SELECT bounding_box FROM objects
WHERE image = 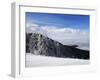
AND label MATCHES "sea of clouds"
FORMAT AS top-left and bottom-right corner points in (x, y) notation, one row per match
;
(26, 23), (89, 50)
